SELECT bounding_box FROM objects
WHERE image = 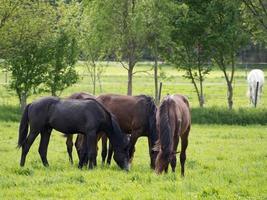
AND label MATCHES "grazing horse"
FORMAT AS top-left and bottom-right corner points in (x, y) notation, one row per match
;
(76, 94), (158, 169)
(66, 92), (94, 164)
(66, 92), (108, 165)
(17, 96), (130, 170)
(154, 94), (191, 176)
(247, 69), (265, 106)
